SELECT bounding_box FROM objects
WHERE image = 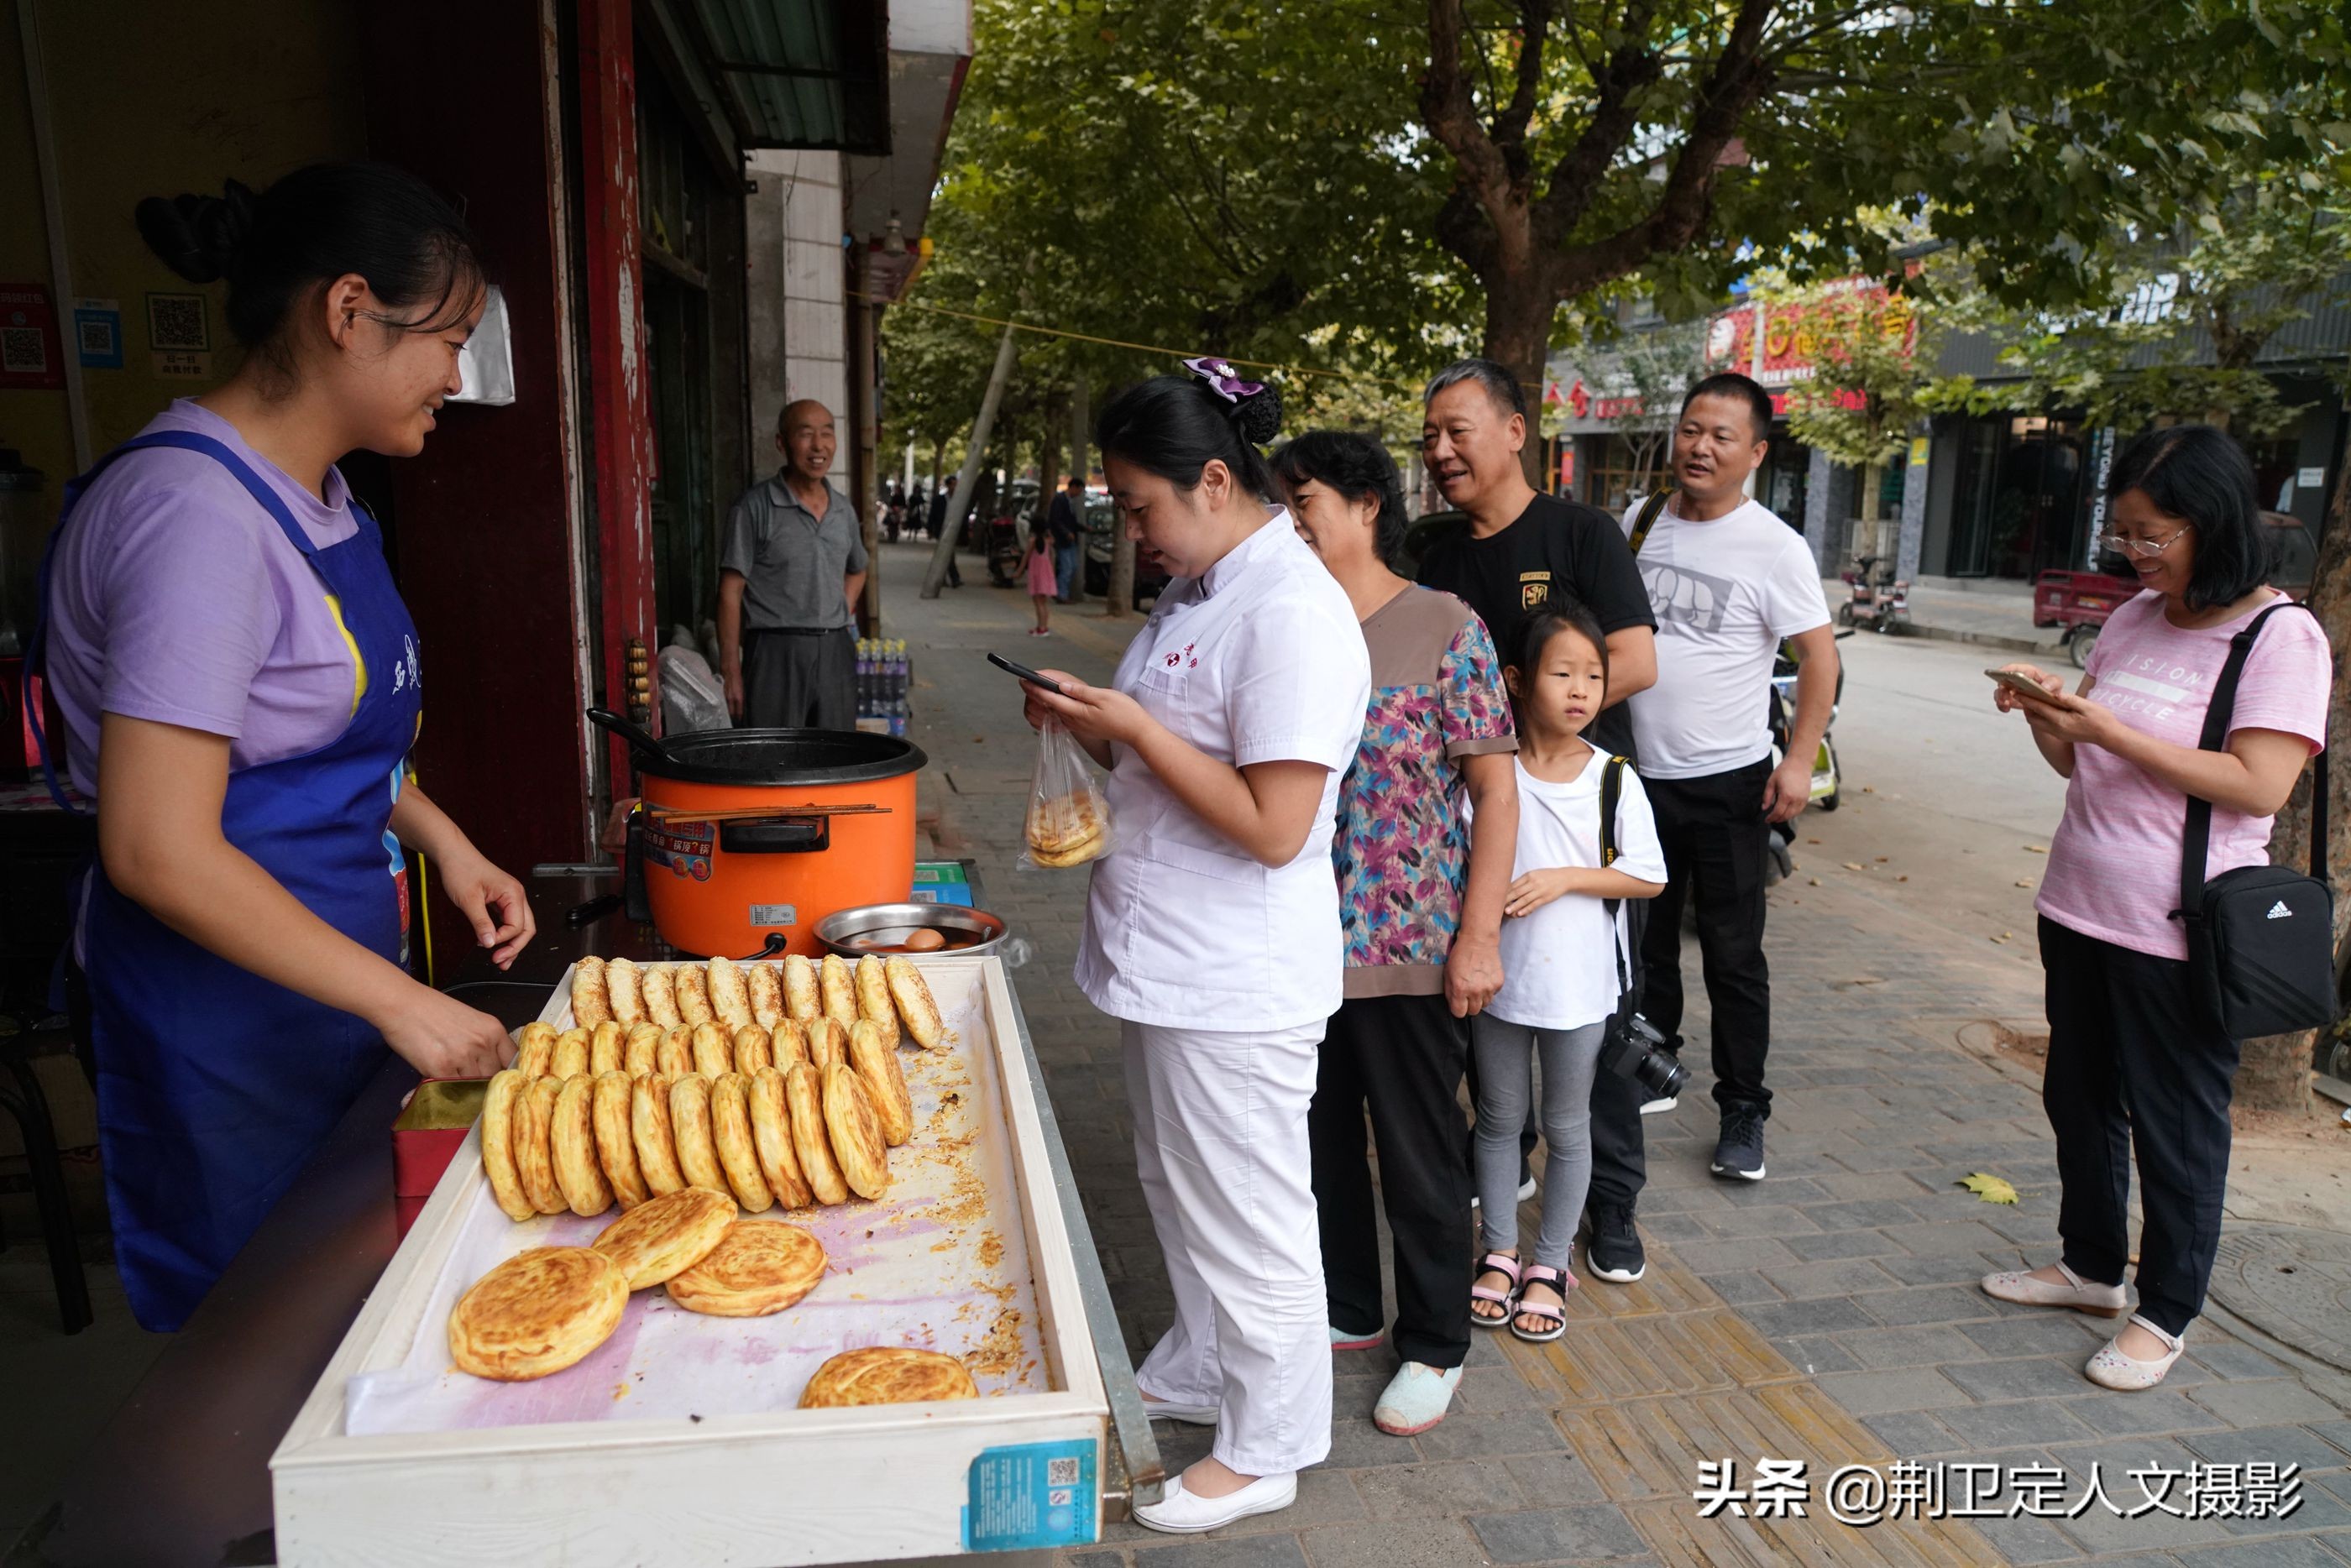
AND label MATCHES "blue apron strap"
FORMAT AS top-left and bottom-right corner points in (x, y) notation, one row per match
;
(26, 430), (328, 814)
